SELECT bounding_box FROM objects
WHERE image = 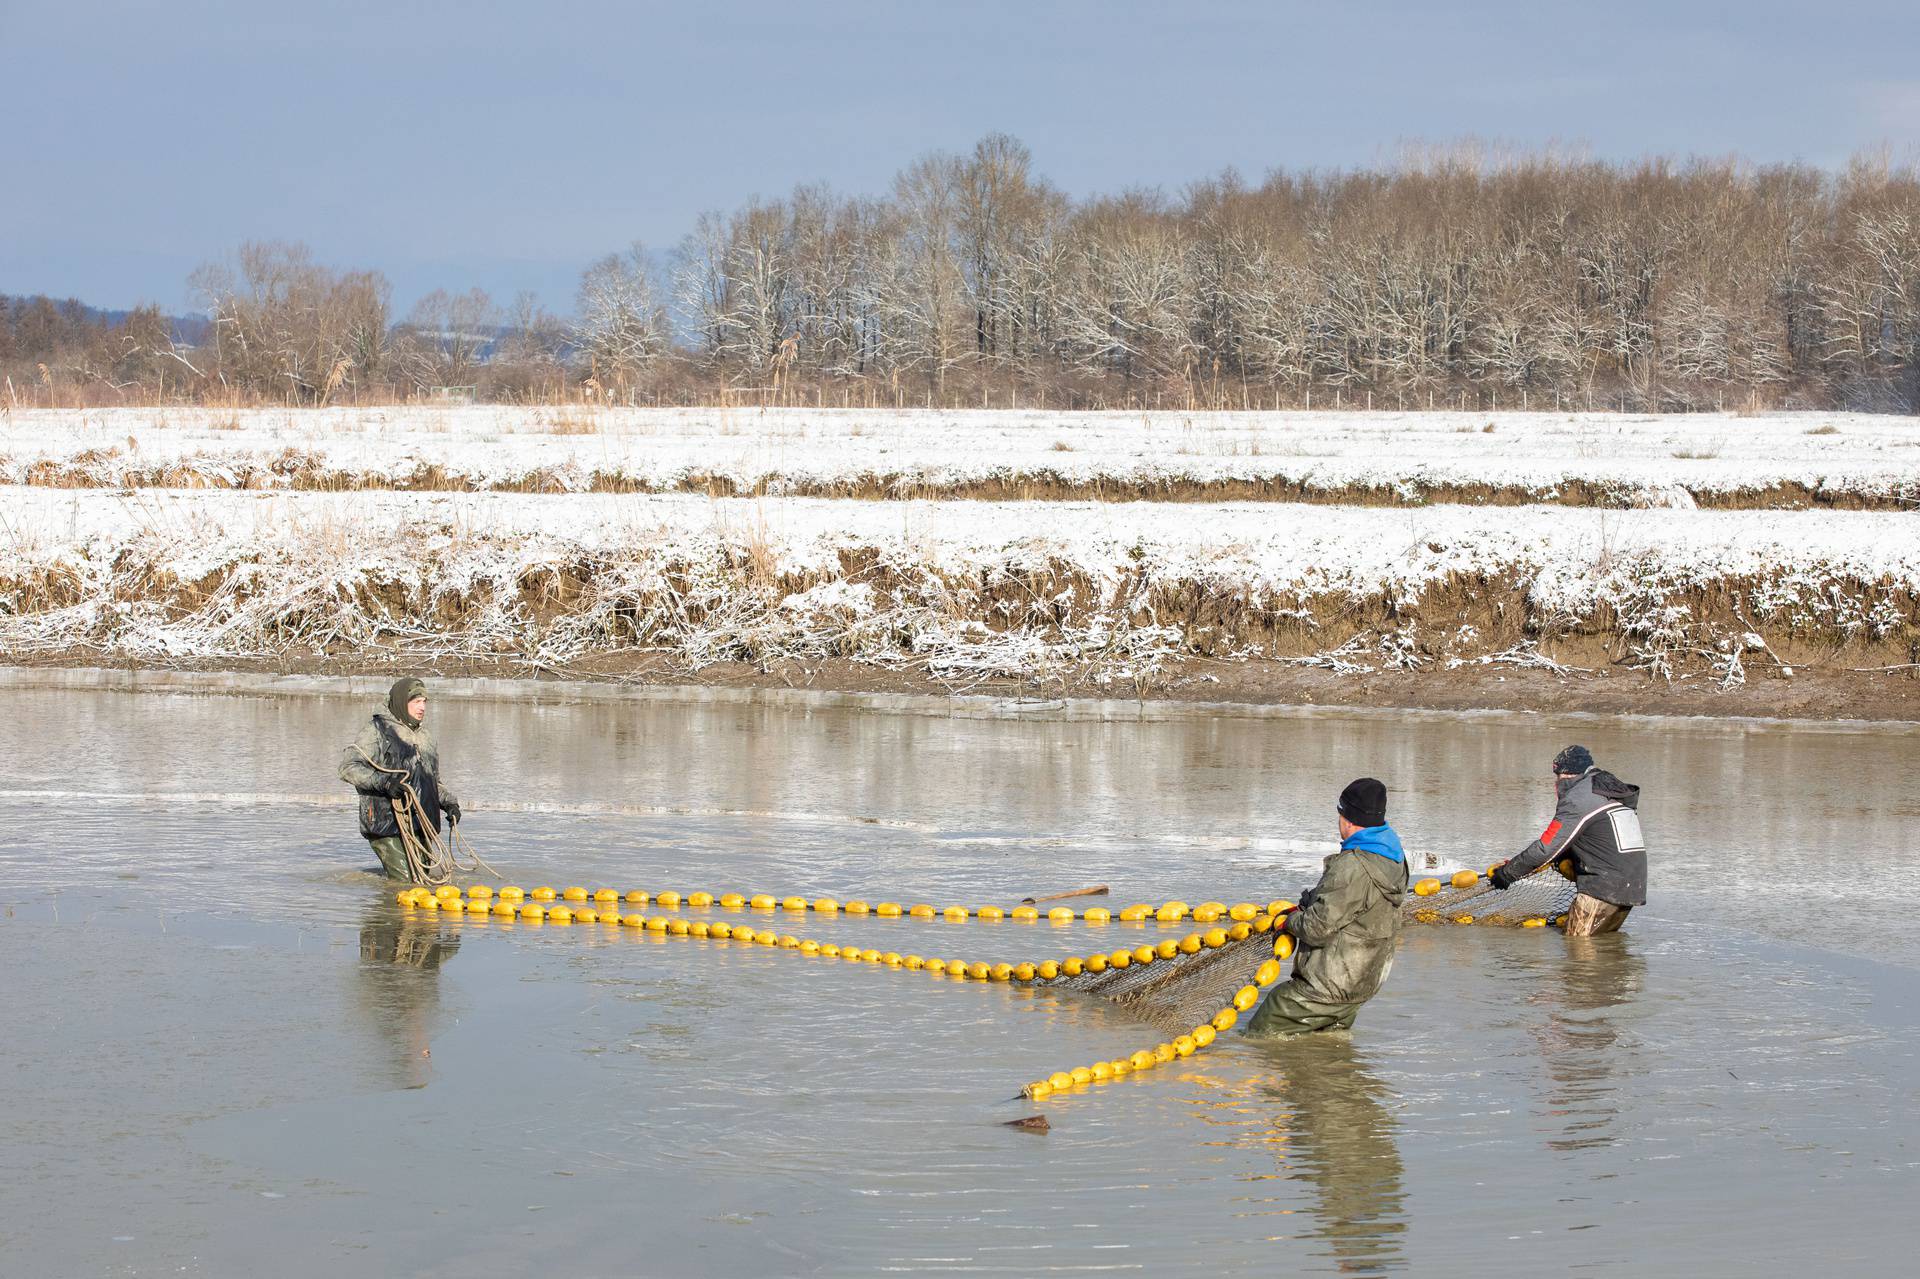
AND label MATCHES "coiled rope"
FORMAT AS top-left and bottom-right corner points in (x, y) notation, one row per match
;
(353, 747), (502, 886)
